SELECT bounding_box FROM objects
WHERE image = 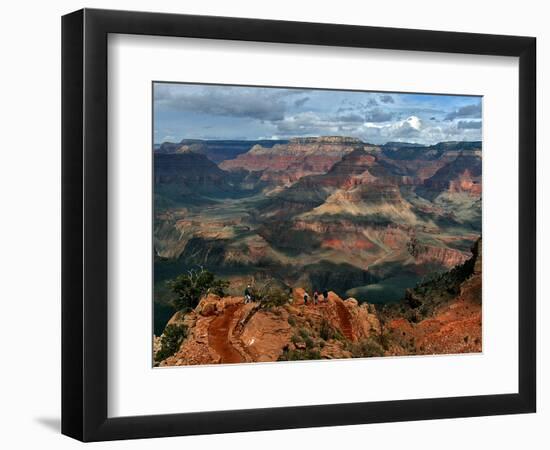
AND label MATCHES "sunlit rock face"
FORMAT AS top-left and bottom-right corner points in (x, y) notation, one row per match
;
(220, 137), (377, 185)
(158, 290), (381, 366)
